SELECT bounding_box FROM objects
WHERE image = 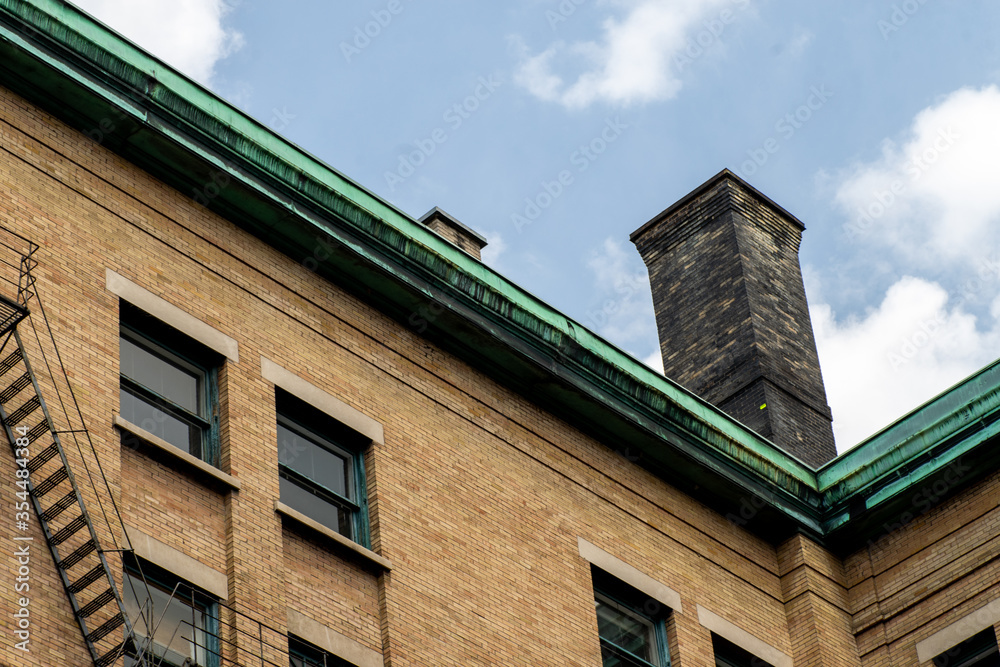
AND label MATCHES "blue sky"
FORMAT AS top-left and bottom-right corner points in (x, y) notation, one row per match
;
(71, 0), (1000, 453)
